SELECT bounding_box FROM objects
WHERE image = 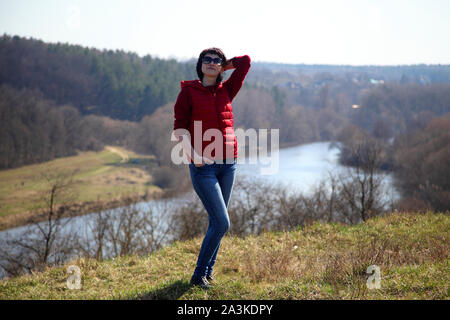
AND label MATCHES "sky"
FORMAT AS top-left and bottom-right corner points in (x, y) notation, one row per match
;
(1, 0), (449, 66)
